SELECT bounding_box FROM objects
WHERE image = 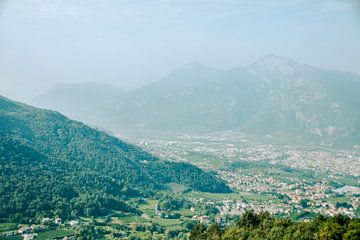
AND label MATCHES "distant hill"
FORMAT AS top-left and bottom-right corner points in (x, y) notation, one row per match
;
(0, 95), (230, 222)
(30, 82), (124, 125)
(31, 56), (360, 148)
(113, 63), (225, 130)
